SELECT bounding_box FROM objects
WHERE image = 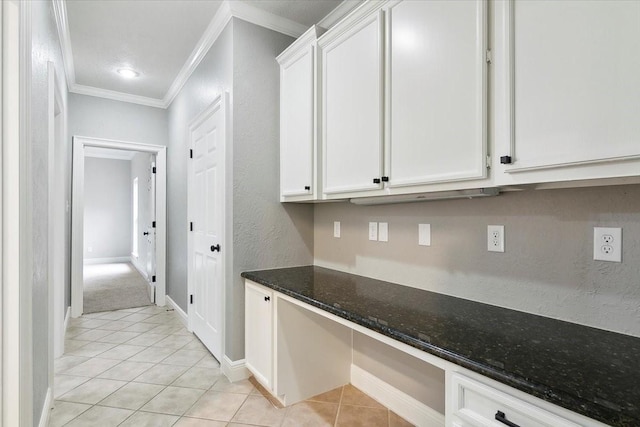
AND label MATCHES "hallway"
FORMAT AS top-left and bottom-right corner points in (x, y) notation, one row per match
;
(83, 263), (152, 313)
